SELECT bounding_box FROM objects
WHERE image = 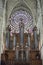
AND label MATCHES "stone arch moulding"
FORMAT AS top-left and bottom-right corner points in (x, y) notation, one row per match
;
(7, 1), (35, 33)
(8, 0), (33, 20)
